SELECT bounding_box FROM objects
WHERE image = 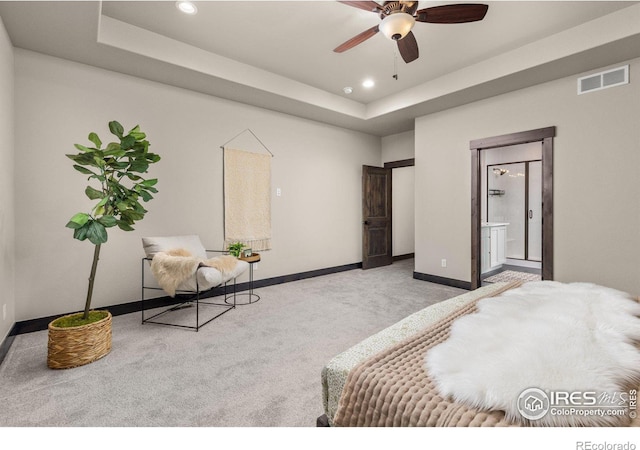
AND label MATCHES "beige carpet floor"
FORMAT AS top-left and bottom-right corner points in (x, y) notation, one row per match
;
(0, 259), (465, 427)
